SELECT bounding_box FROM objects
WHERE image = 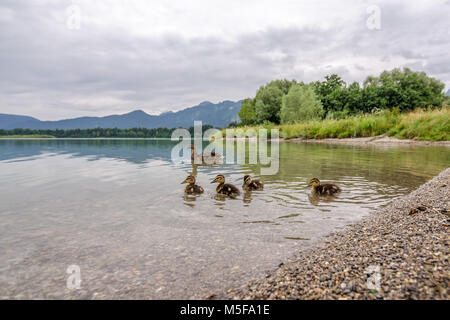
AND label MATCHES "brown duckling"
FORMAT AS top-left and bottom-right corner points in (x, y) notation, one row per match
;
(242, 175), (264, 191)
(211, 174), (240, 197)
(181, 175), (204, 195)
(308, 178), (341, 195)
